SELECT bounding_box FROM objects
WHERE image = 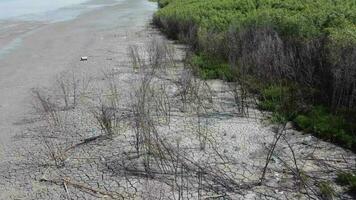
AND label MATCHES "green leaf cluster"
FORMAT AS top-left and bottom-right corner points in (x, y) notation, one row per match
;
(336, 172), (356, 195)
(190, 54), (234, 81)
(295, 106), (356, 149)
